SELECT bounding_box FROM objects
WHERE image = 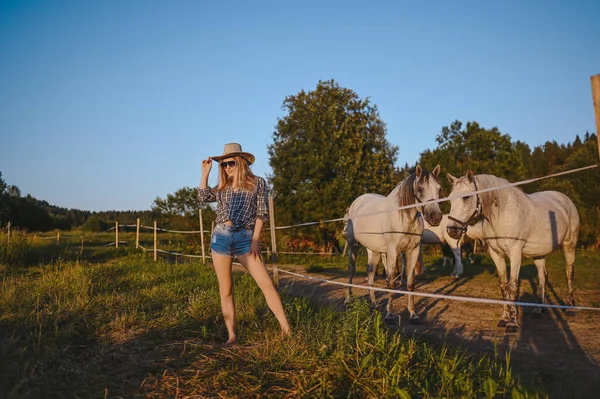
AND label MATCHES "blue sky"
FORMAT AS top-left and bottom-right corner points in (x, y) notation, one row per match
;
(1, 0), (599, 212)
